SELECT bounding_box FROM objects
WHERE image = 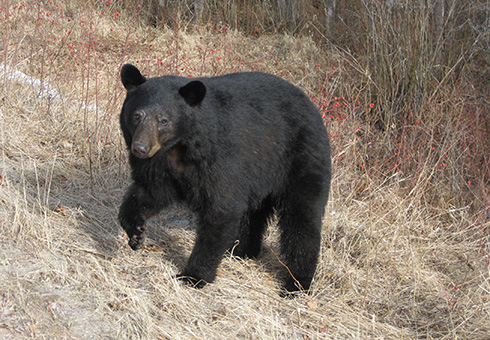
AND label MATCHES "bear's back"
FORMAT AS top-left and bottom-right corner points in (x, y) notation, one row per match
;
(202, 72), (326, 133)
